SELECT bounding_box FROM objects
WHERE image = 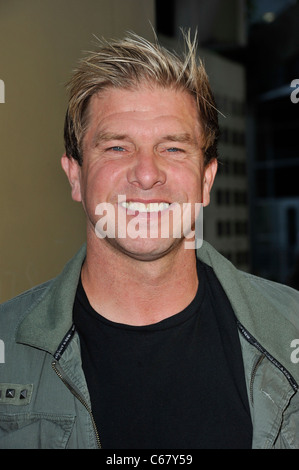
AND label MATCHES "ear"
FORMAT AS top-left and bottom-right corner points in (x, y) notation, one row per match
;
(61, 153), (82, 202)
(202, 158), (218, 207)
